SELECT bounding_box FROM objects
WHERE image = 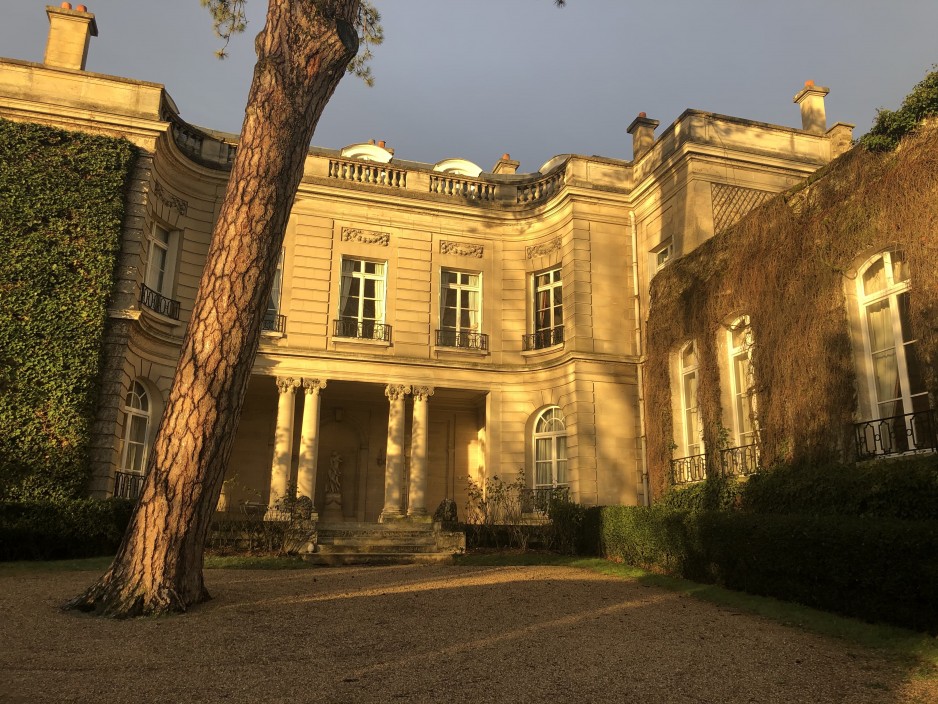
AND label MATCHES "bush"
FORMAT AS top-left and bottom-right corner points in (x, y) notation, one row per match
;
(860, 65), (938, 151)
(741, 455), (938, 520)
(598, 505), (938, 633)
(0, 498), (135, 561)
